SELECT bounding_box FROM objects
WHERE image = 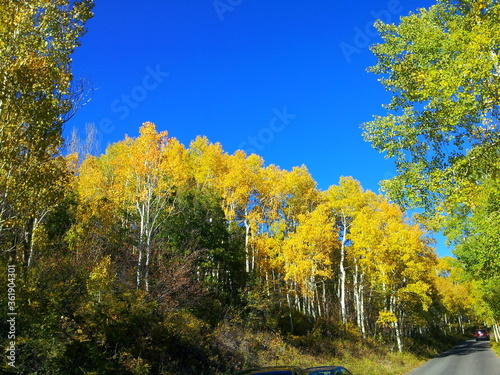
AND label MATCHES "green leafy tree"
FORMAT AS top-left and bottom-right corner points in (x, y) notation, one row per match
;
(363, 0), (500, 331)
(0, 0), (94, 268)
(160, 186), (246, 303)
(447, 179), (500, 278)
(363, 0), (500, 212)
